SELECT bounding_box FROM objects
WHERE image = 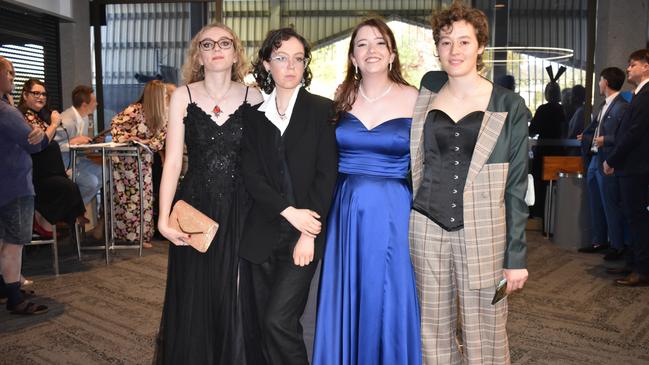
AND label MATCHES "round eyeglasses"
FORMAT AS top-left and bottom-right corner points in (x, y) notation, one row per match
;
(199, 38), (234, 52)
